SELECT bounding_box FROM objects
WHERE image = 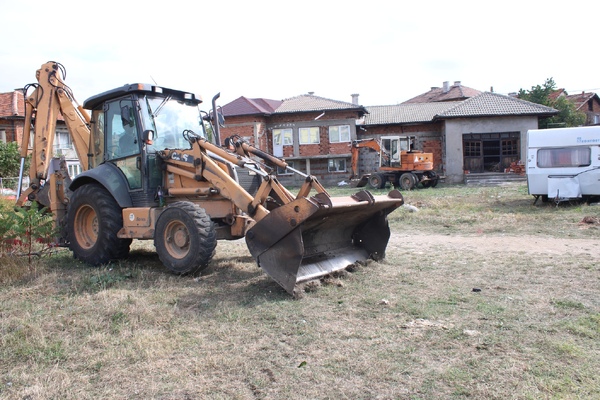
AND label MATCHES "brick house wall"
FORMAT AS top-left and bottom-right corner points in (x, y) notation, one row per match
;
(0, 91), (26, 144)
(217, 108), (362, 186)
(219, 115), (269, 150)
(584, 96), (600, 125)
